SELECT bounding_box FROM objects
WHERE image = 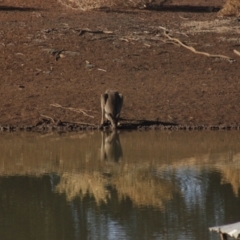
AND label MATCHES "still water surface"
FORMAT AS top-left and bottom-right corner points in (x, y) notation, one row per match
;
(0, 131), (240, 240)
